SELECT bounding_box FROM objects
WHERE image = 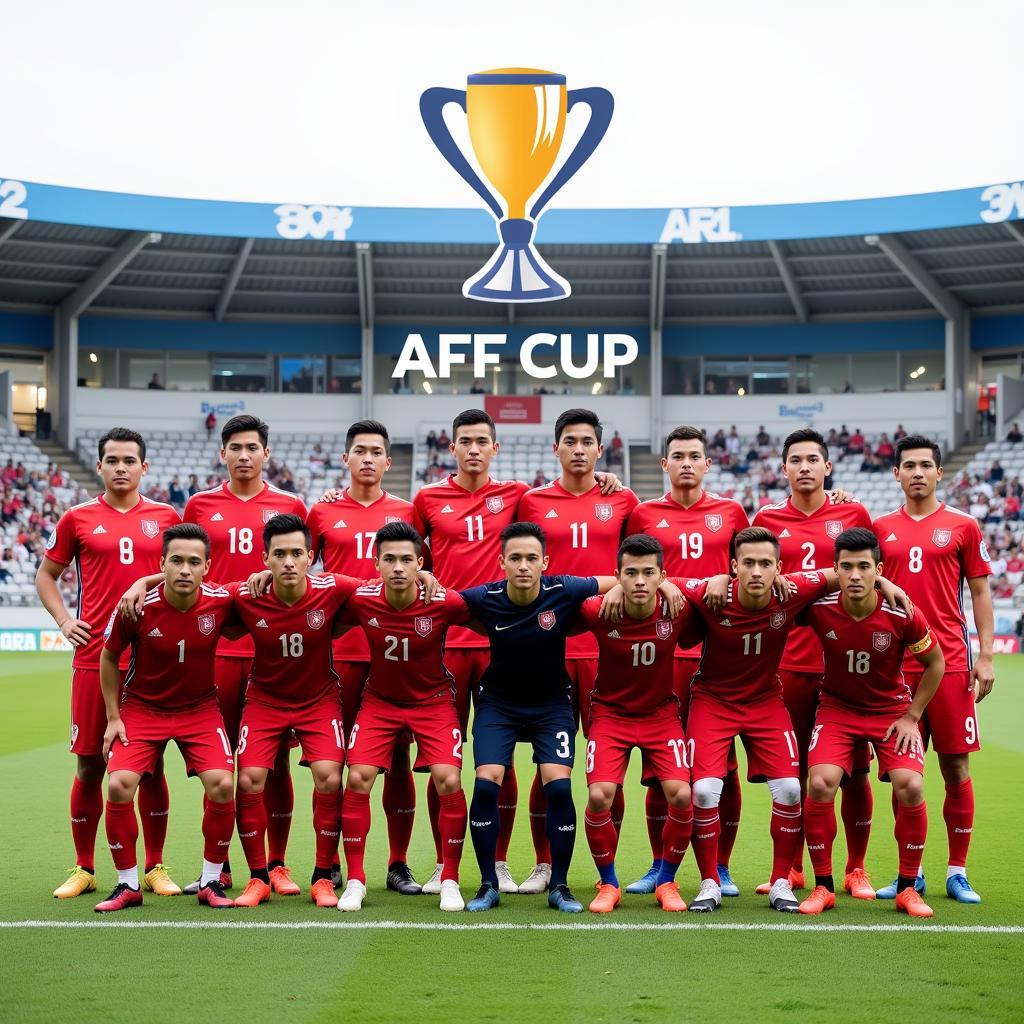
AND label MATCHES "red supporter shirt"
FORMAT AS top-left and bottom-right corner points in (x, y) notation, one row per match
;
(412, 475), (529, 649)
(44, 494), (180, 669)
(340, 584), (473, 704)
(184, 481), (307, 659)
(307, 489), (415, 661)
(577, 590), (702, 715)
(800, 593), (935, 713)
(517, 480), (639, 657)
(228, 573), (358, 709)
(627, 490), (749, 658)
(874, 503), (992, 672)
(686, 571), (832, 704)
(752, 496), (872, 674)
(102, 582), (237, 712)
